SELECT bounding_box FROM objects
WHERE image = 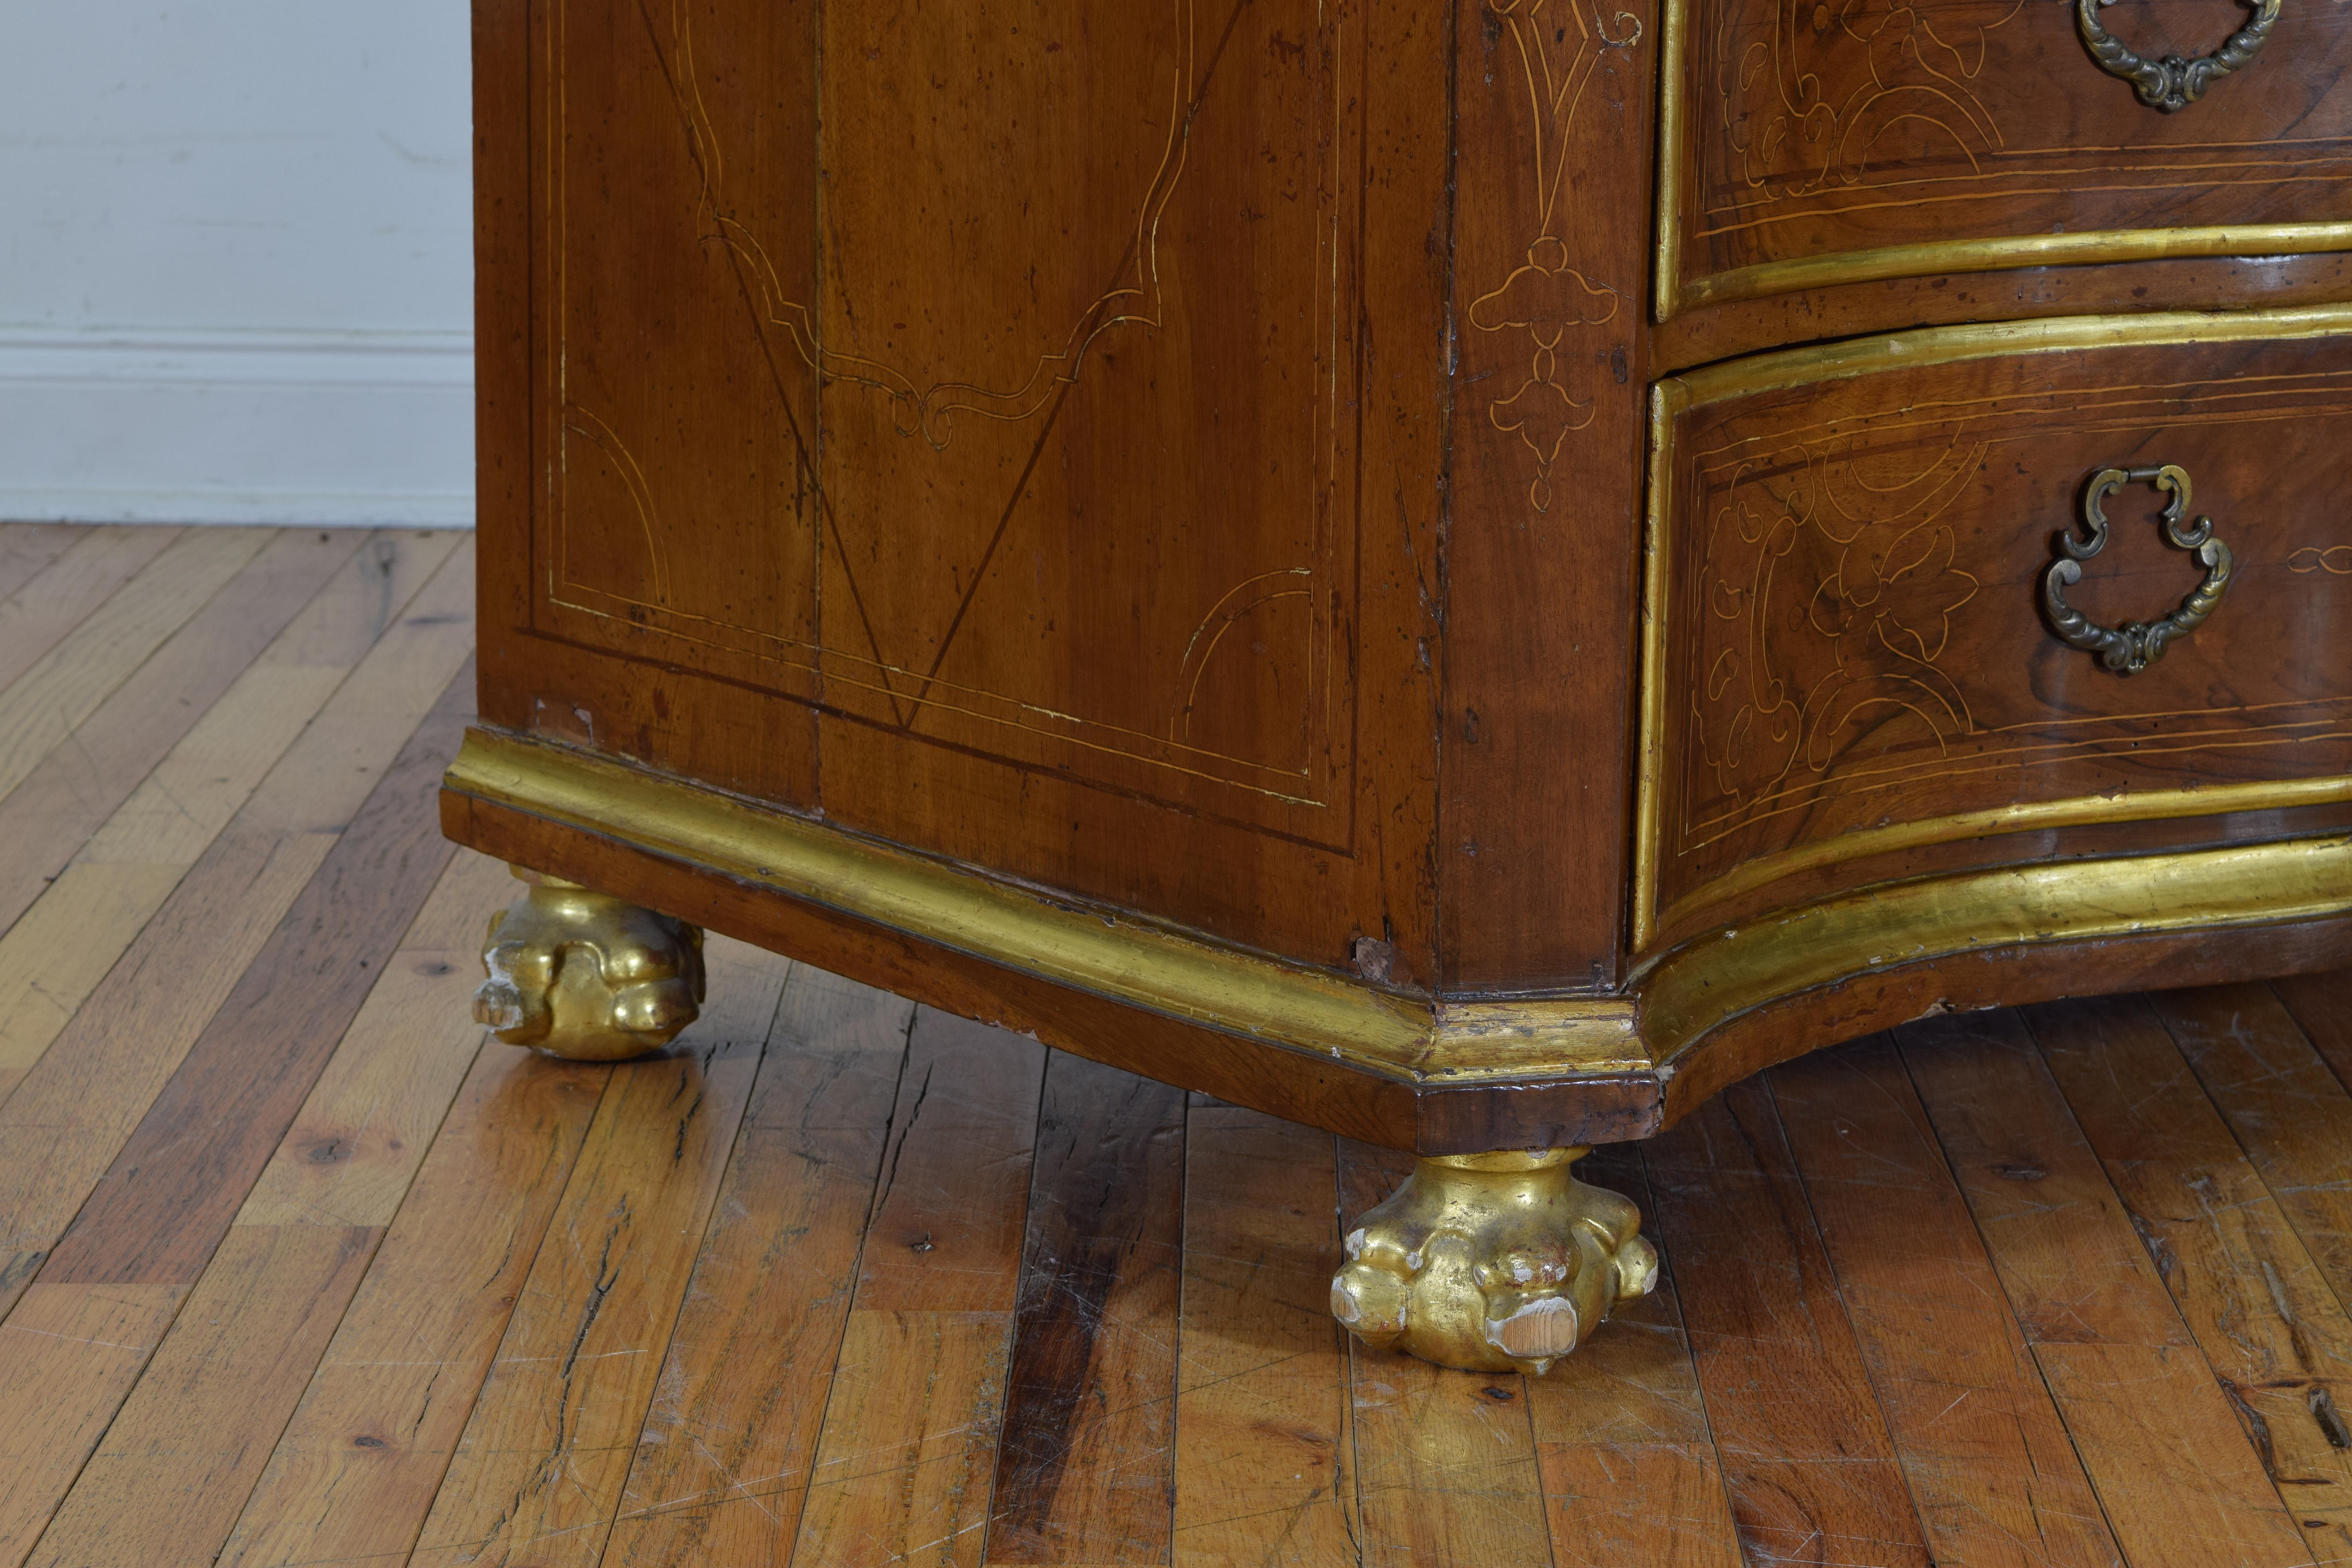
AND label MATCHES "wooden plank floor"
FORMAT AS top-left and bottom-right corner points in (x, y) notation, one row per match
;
(7, 527), (2352, 1566)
